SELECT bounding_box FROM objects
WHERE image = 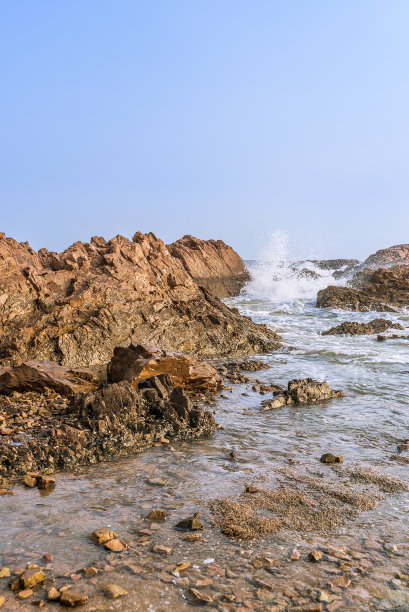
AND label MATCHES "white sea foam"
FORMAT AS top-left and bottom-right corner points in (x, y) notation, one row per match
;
(245, 231), (339, 303)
